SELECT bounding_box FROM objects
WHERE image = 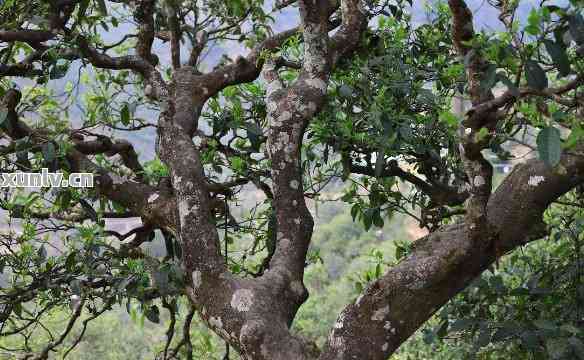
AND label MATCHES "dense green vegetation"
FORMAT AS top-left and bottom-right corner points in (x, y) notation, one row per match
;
(0, 197), (407, 359)
(3, 193), (583, 359)
(1, 0), (582, 358)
